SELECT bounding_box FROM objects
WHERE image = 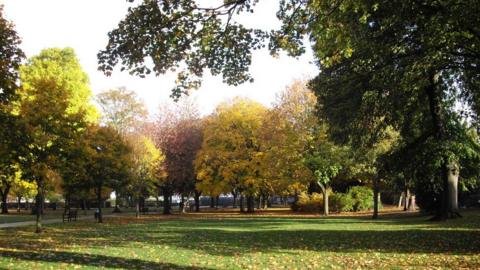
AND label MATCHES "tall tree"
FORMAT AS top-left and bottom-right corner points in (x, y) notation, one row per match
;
(0, 5), (24, 215)
(195, 98), (267, 213)
(96, 87), (148, 135)
(18, 48), (96, 232)
(155, 99), (202, 214)
(128, 135), (164, 218)
(82, 125), (131, 223)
